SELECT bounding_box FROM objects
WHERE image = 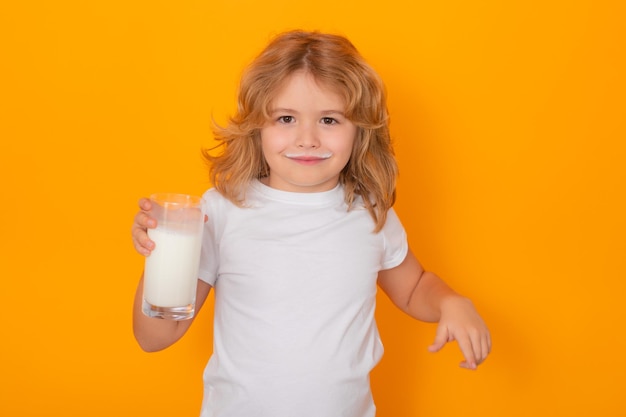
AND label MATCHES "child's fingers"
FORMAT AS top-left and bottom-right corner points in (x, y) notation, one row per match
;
(131, 199), (157, 256)
(138, 197), (152, 211)
(134, 210), (157, 229)
(427, 325), (451, 353)
(456, 335), (478, 370)
(470, 329), (491, 366)
(132, 228), (155, 254)
(131, 221), (154, 256)
(137, 198), (156, 227)
(459, 330), (491, 369)
(481, 333), (492, 363)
